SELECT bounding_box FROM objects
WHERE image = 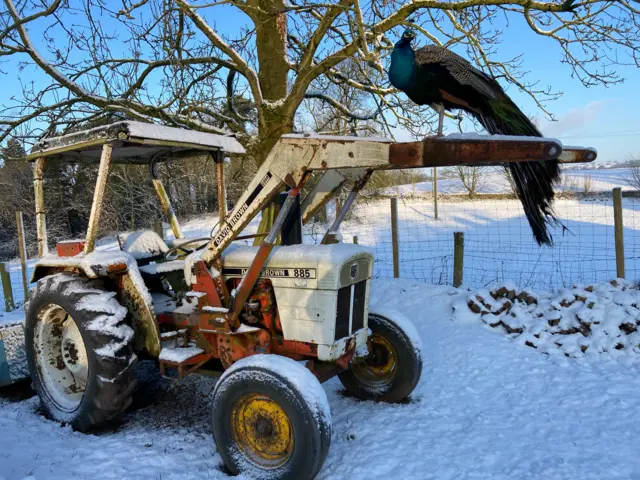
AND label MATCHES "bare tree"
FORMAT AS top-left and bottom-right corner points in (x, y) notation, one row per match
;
(501, 168), (518, 198)
(455, 166), (487, 198)
(2, 1), (639, 156)
(1, 0), (639, 236)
